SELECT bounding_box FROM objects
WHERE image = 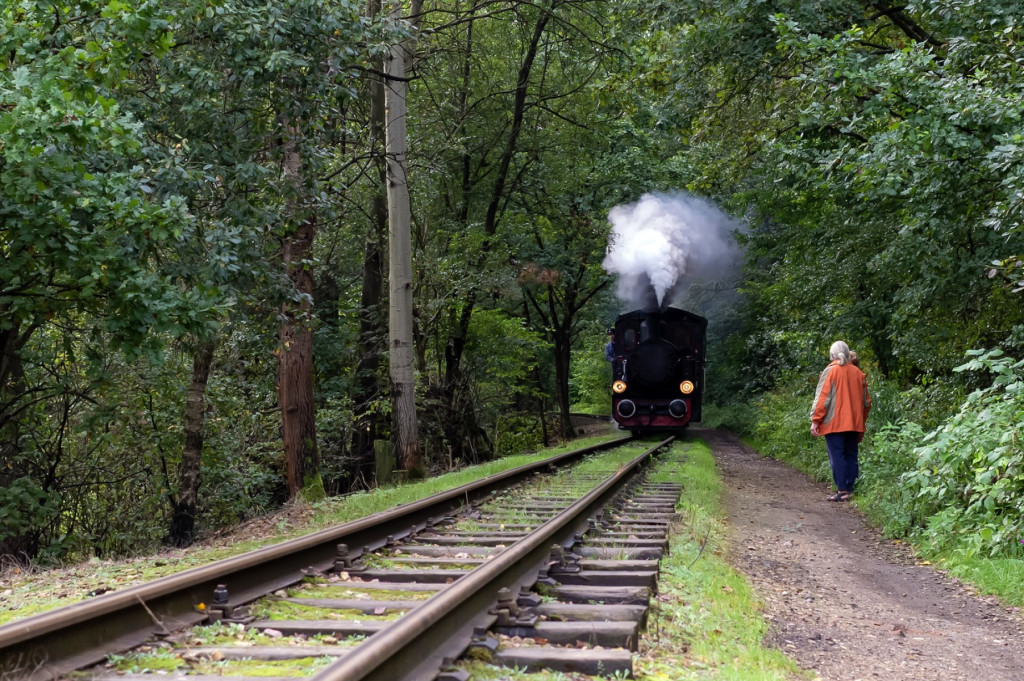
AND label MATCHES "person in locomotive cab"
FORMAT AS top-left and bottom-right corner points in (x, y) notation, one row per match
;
(810, 341), (871, 502)
(604, 328), (618, 363)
